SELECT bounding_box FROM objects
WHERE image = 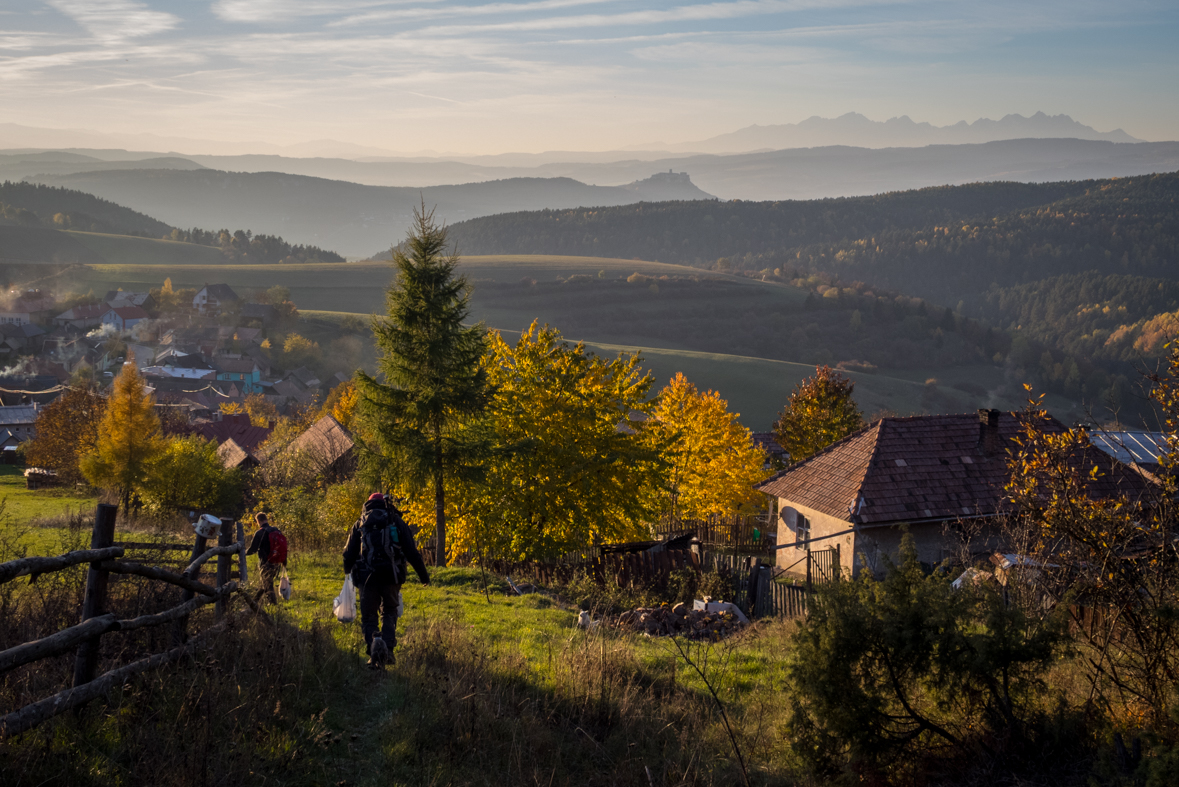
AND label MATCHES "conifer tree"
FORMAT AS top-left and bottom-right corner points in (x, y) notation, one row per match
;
(356, 205), (490, 565)
(80, 364), (165, 512)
